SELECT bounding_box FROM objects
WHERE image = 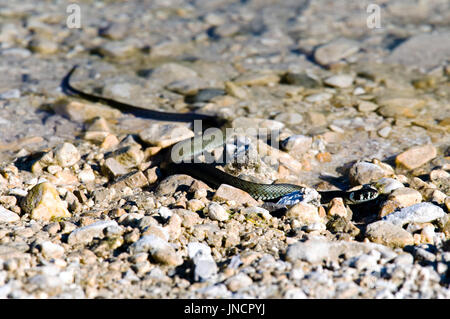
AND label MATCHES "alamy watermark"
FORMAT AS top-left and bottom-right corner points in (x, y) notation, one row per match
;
(66, 3), (81, 29)
(366, 3), (382, 29)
